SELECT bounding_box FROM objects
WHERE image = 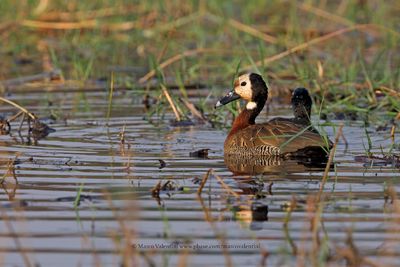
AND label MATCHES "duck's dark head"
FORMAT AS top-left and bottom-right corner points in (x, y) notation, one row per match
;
(215, 73), (268, 110)
(291, 87), (312, 120)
